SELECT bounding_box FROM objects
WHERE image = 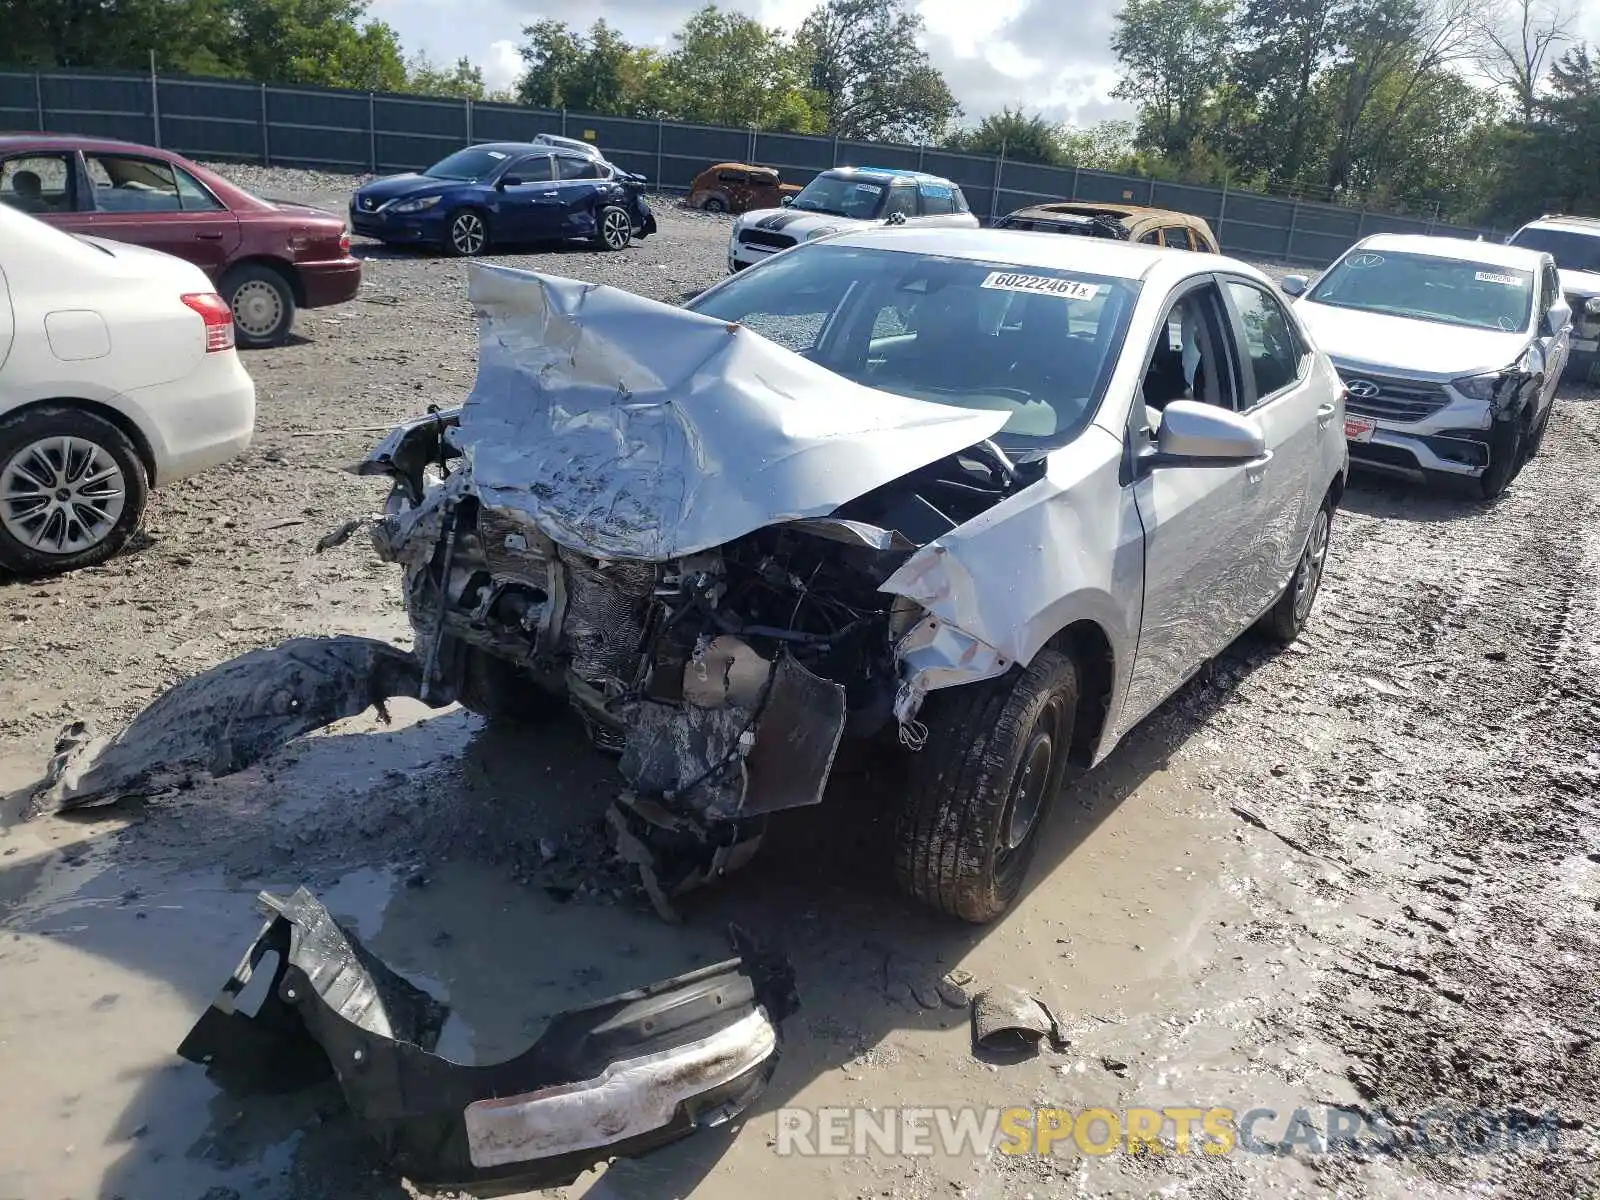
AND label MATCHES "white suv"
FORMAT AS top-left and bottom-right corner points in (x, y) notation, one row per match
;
(0, 205), (256, 576)
(1507, 215), (1600, 382)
